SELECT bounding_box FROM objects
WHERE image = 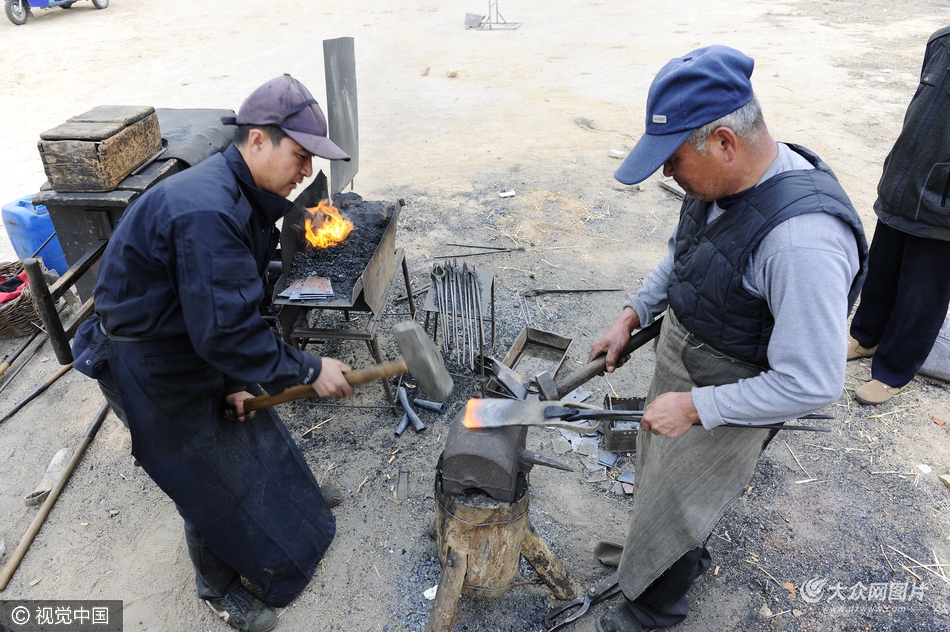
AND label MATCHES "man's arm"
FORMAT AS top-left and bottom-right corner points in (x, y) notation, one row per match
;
(174, 211), (343, 395)
(690, 213), (859, 428)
